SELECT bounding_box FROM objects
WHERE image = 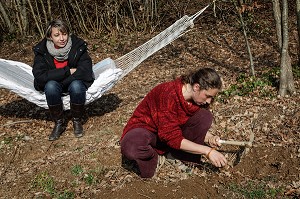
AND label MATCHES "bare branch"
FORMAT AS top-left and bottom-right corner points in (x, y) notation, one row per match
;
(27, 0), (43, 37)
(0, 1), (15, 33)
